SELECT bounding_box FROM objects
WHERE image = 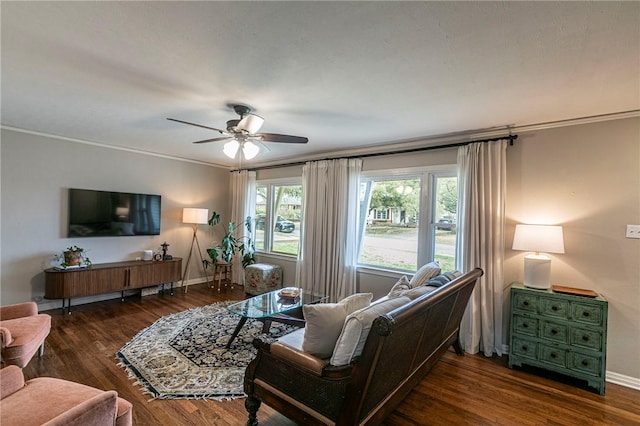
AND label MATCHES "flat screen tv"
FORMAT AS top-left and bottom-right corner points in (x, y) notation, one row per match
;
(68, 188), (161, 237)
